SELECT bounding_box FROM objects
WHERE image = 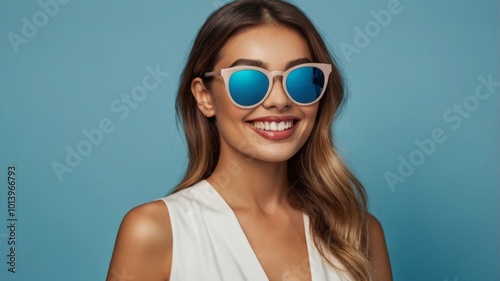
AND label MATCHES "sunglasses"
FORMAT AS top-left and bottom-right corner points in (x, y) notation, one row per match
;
(204, 63), (332, 109)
